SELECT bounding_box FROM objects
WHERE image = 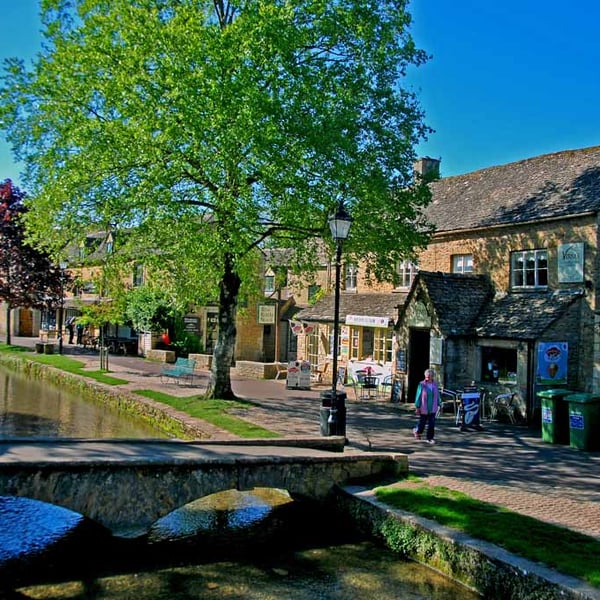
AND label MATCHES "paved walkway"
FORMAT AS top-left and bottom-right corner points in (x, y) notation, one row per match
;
(10, 338), (600, 541)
